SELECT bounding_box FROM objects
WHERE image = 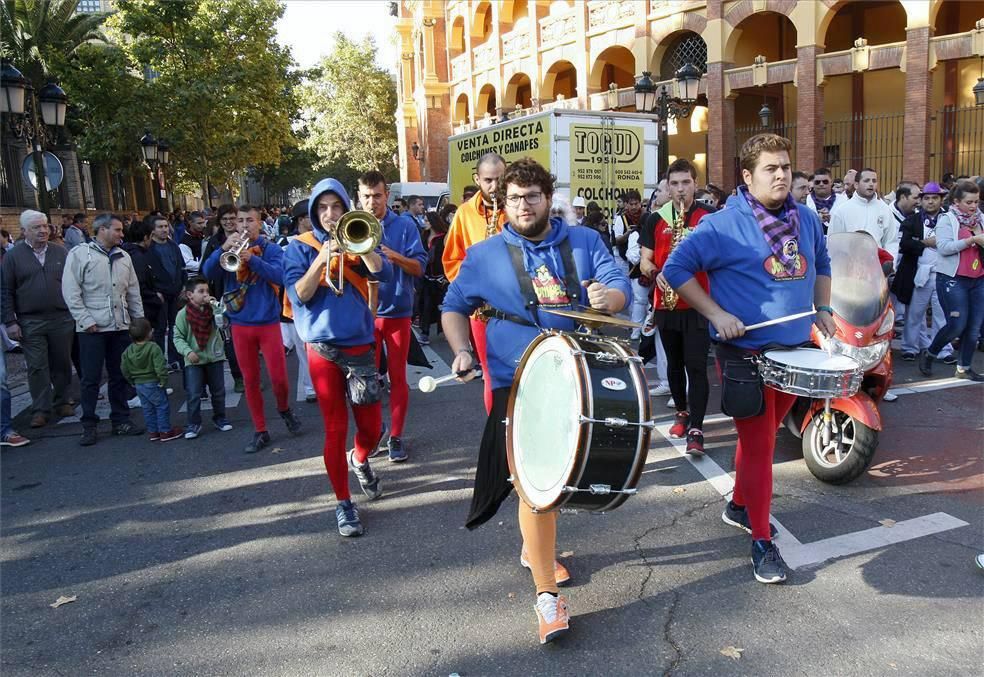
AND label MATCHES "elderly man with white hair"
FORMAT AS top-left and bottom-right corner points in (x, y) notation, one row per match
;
(1, 210), (76, 428)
